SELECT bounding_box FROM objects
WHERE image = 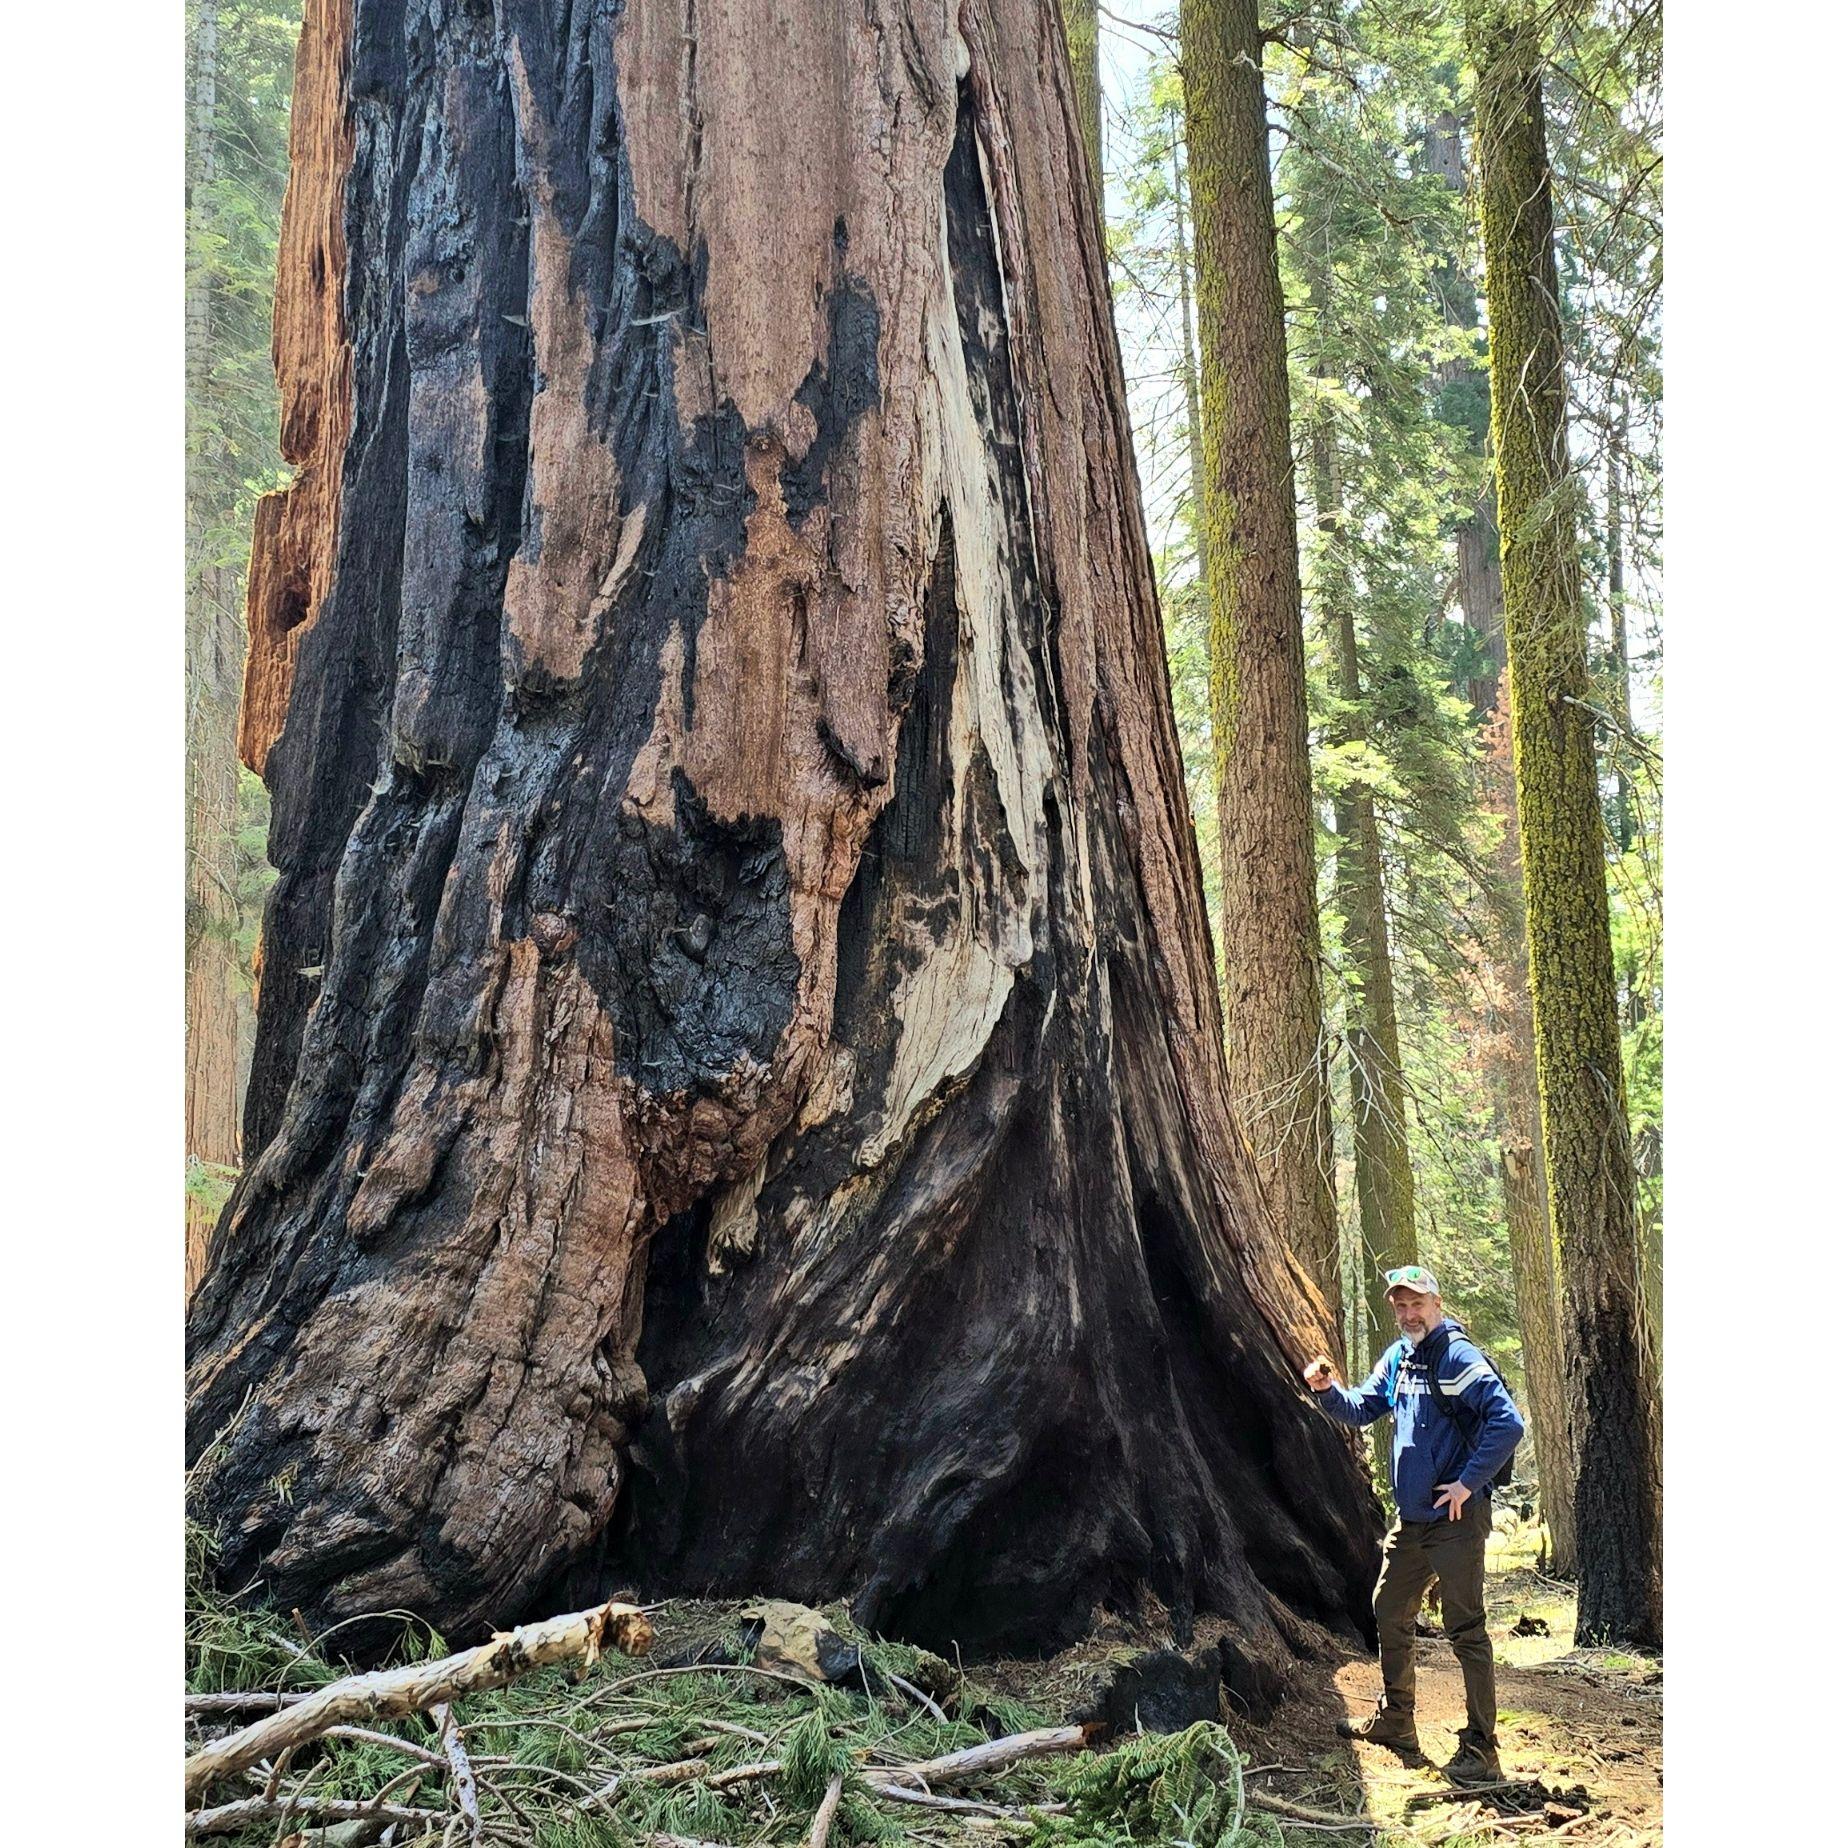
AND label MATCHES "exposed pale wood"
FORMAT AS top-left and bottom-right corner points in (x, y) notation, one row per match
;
(183, 1599), (651, 1804)
(435, 1701), (483, 1840)
(882, 1724), (1088, 1784)
(809, 1771), (847, 1848)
